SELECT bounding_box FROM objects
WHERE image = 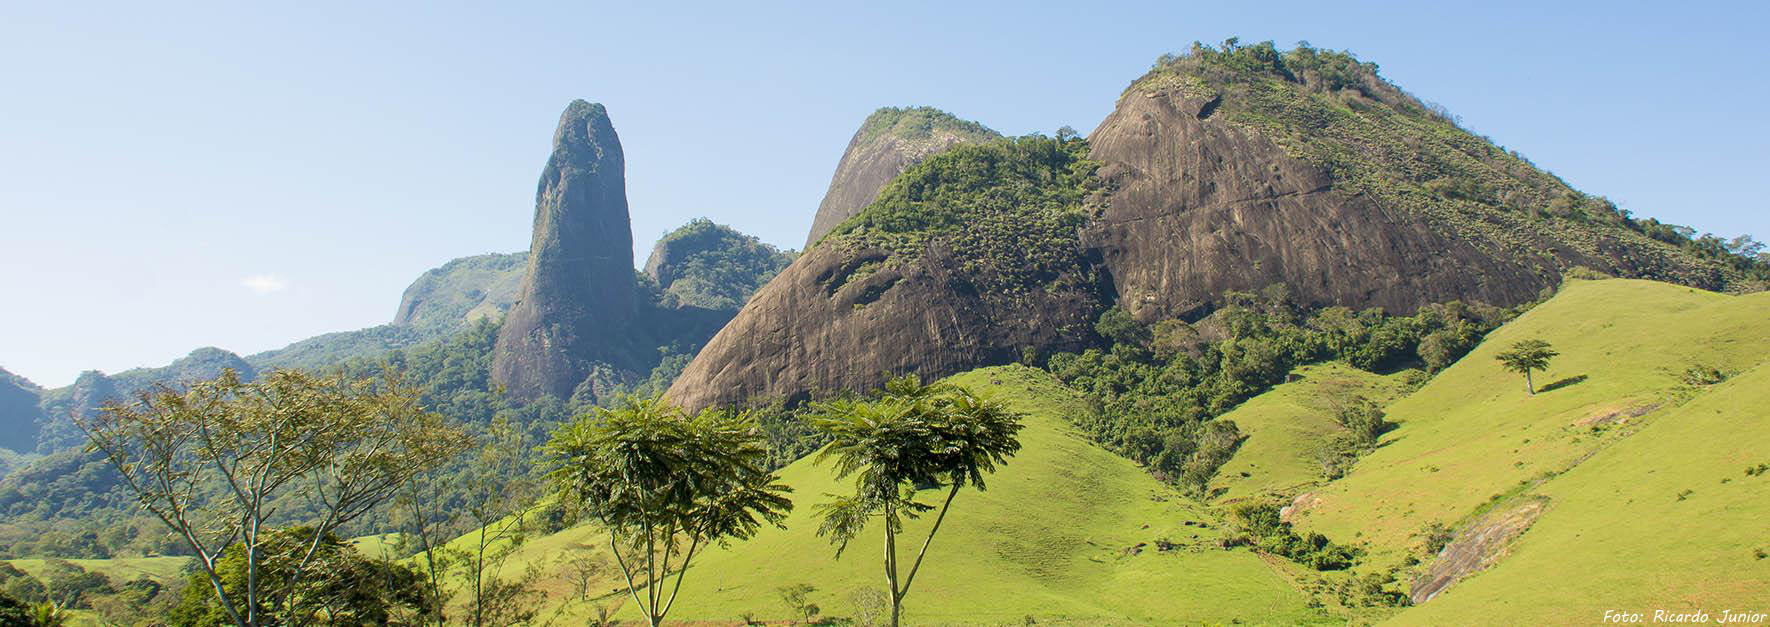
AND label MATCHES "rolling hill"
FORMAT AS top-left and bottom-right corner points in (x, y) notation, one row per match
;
(472, 365), (1334, 625)
(453, 278), (1767, 625)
